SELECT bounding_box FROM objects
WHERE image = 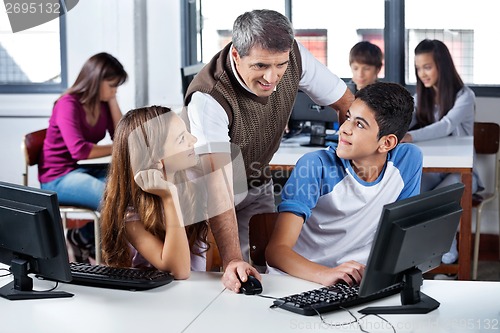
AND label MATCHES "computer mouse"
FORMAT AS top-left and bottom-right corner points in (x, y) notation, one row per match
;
(238, 275), (263, 295)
